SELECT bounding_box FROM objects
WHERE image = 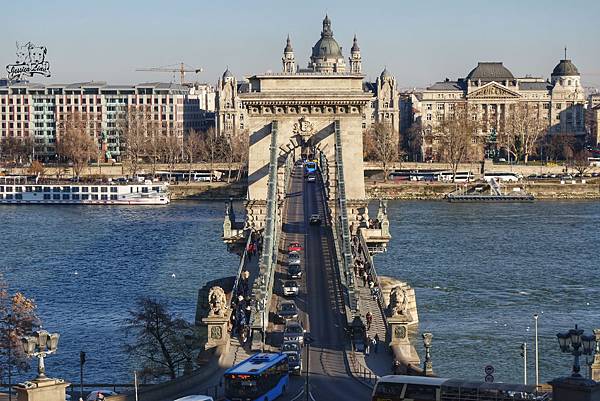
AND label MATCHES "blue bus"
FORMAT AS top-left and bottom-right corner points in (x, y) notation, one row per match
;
(304, 161), (317, 175)
(224, 353), (289, 401)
